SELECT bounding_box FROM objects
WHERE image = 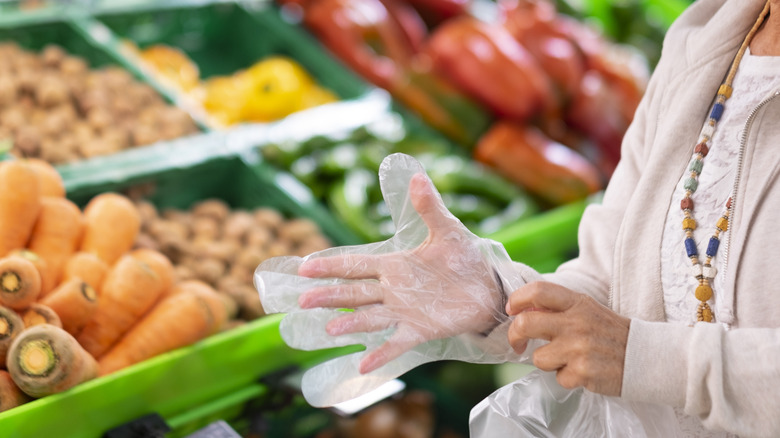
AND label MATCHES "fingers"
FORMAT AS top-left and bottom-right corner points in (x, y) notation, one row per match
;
(299, 282), (384, 309)
(531, 343), (567, 372)
(409, 173), (460, 234)
(359, 324), (424, 374)
(299, 254), (383, 279)
(326, 306), (394, 336)
(507, 310), (563, 353)
(506, 281), (580, 315)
